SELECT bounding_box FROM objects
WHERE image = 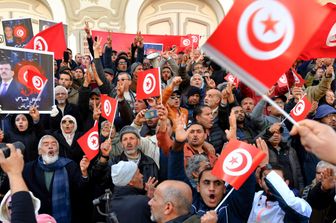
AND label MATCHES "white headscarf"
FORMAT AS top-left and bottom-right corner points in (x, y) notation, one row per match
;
(60, 115), (77, 146)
